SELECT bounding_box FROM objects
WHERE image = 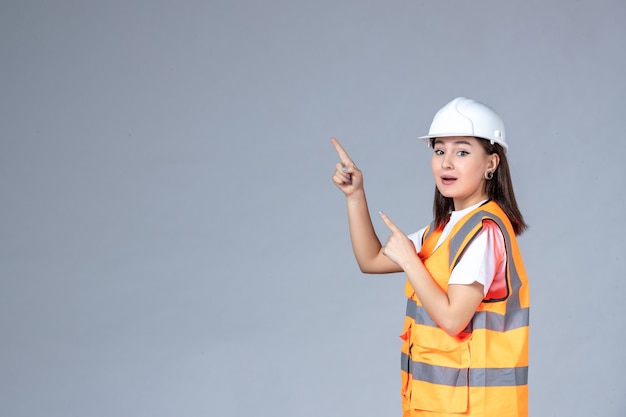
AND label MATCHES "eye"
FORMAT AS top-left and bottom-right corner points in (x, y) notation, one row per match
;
(434, 149), (444, 155)
(457, 150), (470, 156)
